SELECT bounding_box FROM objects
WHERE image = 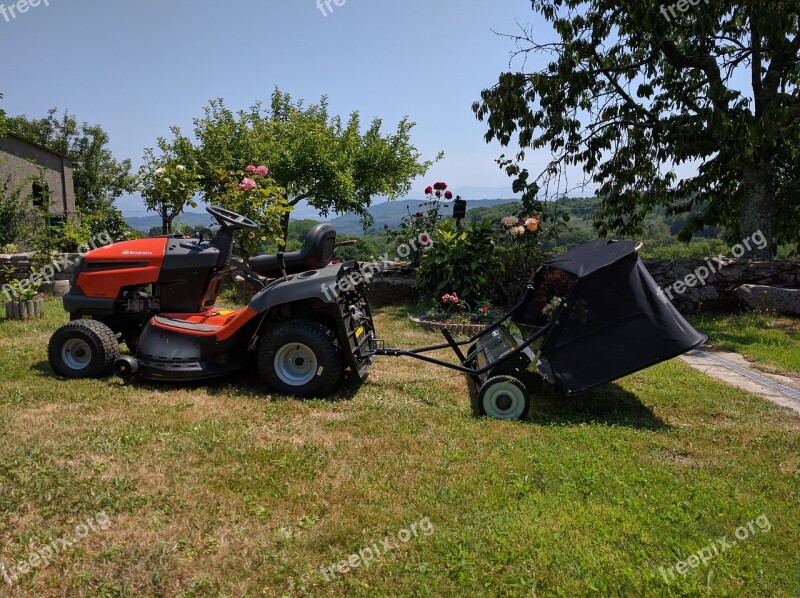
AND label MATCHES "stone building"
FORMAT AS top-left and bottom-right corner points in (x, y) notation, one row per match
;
(0, 133), (78, 221)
